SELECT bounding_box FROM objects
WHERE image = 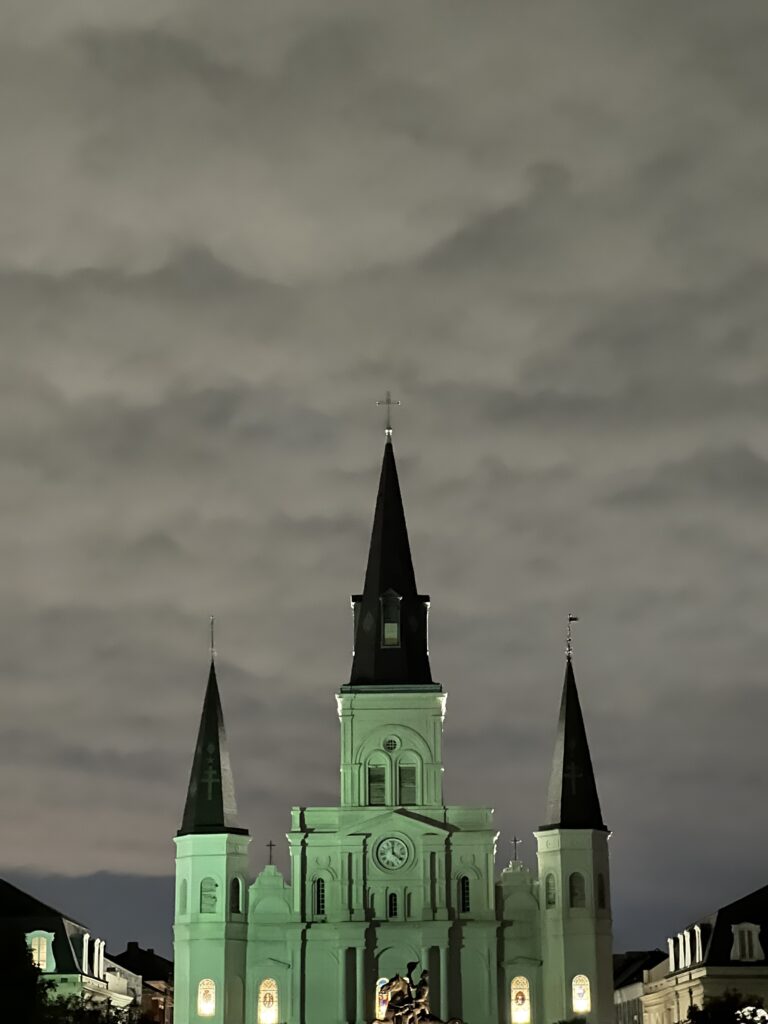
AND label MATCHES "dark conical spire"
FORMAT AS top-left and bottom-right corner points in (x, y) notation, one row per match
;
(178, 660), (248, 837)
(540, 656), (606, 831)
(348, 439), (435, 688)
